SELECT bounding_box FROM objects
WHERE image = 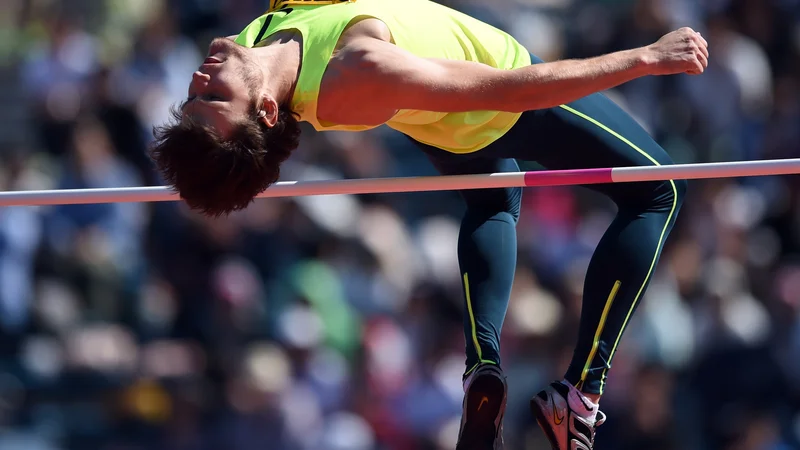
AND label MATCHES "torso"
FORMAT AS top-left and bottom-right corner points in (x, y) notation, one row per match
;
(235, 0), (532, 153)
